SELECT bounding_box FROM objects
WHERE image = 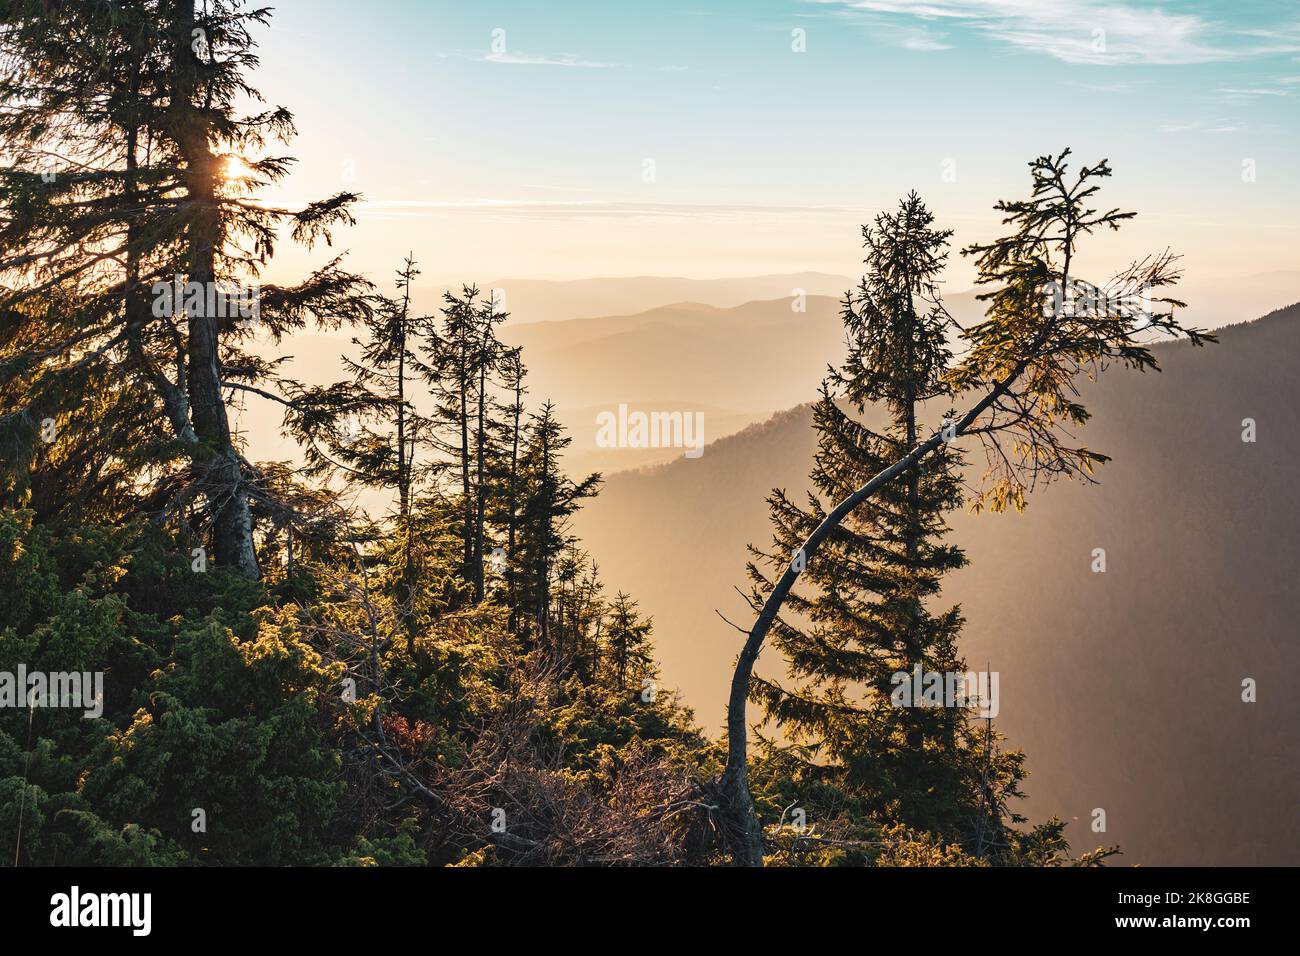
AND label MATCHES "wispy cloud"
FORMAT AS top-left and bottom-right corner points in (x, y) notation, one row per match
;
(1074, 80), (1135, 93)
(1158, 119), (1241, 134)
(481, 50), (614, 68)
(802, 4), (953, 53)
(808, 0), (1300, 65)
(519, 184), (596, 193)
(350, 199), (892, 226)
(1214, 87), (1290, 96)
(900, 31), (953, 52)
(438, 49), (687, 71)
